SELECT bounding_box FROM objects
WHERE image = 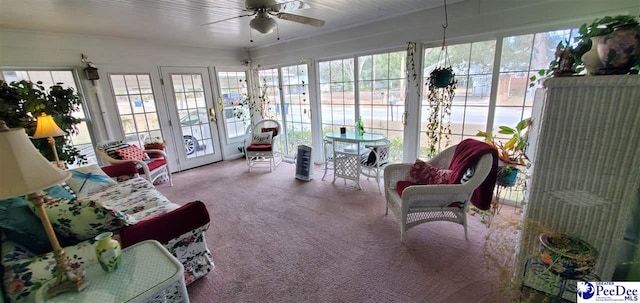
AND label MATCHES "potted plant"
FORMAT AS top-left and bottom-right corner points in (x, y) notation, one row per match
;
(477, 118), (530, 186)
(530, 15), (640, 85)
(425, 67), (457, 157)
(143, 137), (166, 150)
(530, 14), (640, 85)
(0, 80), (87, 166)
(529, 40), (580, 87)
(538, 233), (597, 279)
(576, 14), (640, 75)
